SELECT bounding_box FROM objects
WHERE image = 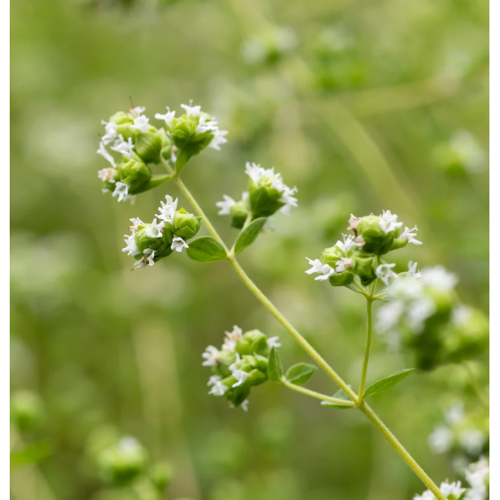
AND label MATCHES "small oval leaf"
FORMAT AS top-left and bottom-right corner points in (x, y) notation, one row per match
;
(186, 236), (227, 263)
(234, 218), (267, 254)
(364, 368), (415, 398)
(285, 363), (317, 386)
(321, 387), (354, 409)
(267, 347), (283, 382)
